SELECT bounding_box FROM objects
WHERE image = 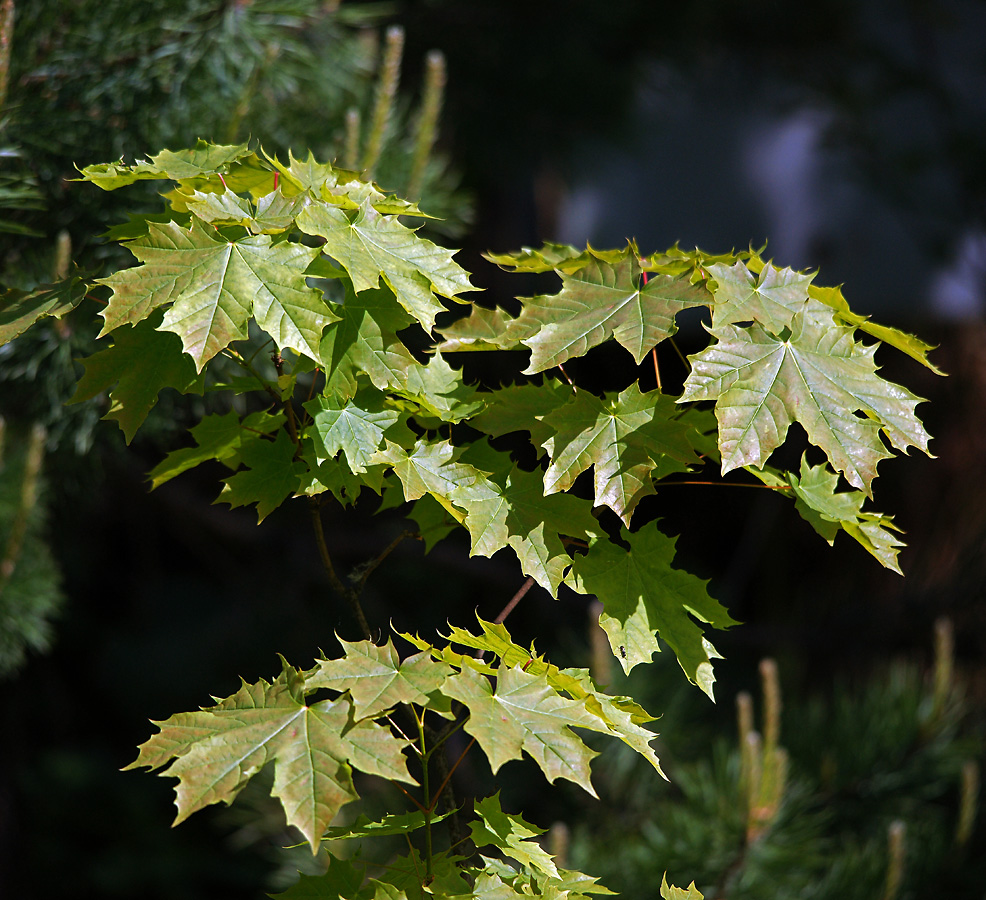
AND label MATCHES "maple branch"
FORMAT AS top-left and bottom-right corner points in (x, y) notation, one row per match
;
(494, 575), (535, 625)
(427, 736), (476, 815)
(351, 529), (420, 595)
(309, 500), (373, 641)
